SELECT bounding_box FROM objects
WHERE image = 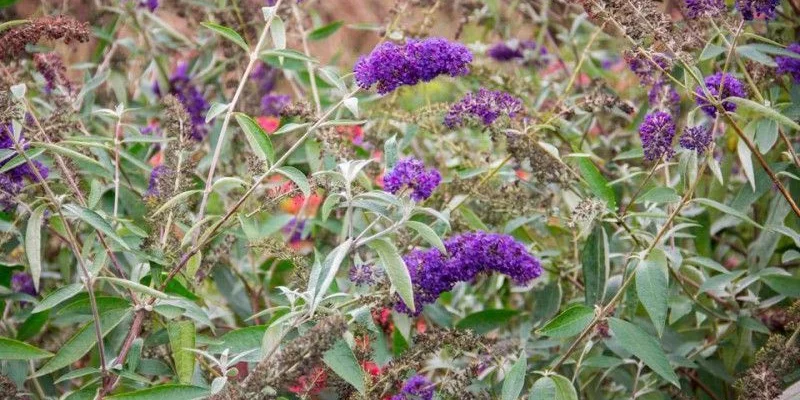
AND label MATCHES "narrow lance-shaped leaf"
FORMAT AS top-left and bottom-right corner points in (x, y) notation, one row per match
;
(636, 250), (669, 336)
(168, 321), (196, 385)
(581, 225), (607, 306)
(32, 283), (83, 313)
(537, 304), (594, 338)
(528, 374), (578, 400)
(368, 238), (415, 313)
(201, 22), (248, 52)
(608, 317), (680, 387)
(501, 353), (527, 400)
(323, 340), (366, 394)
(405, 220), (446, 254)
(35, 308), (132, 377)
(234, 112), (275, 164)
(0, 336), (53, 360)
(26, 204), (47, 292)
(106, 384), (210, 400)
